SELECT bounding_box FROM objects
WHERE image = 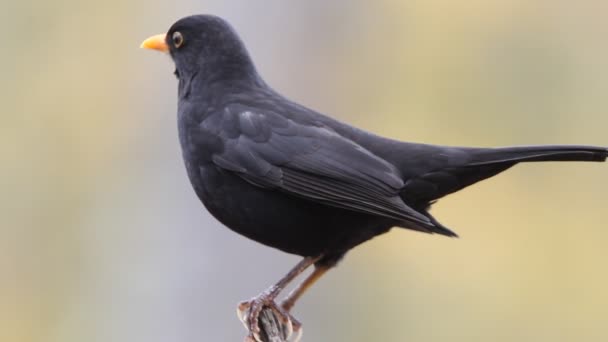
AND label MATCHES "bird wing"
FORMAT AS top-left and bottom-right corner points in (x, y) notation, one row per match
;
(207, 106), (432, 225)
